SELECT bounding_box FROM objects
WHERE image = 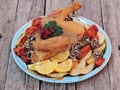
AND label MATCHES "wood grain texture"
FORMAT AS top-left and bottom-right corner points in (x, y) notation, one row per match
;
(4, 0), (35, 89)
(41, 82), (55, 90)
(0, 0), (18, 90)
(0, 0), (120, 90)
(75, 0), (111, 90)
(101, 0), (120, 90)
(4, 0), (44, 90)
